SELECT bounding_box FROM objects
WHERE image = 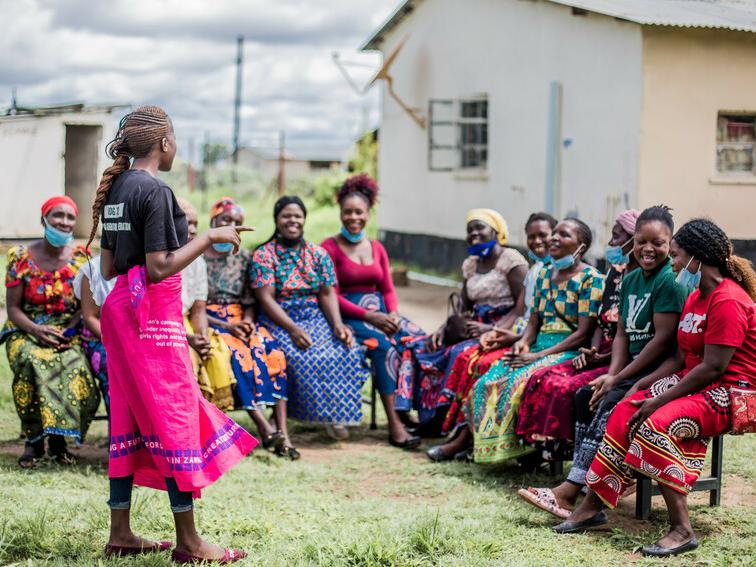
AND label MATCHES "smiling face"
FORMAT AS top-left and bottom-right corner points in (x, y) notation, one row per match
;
(466, 220), (497, 246)
(549, 220), (582, 260)
(340, 194), (370, 235)
(633, 220), (672, 273)
(276, 203), (306, 241)
(526, 219), (553, 258)
(43, 204), (77, 233)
